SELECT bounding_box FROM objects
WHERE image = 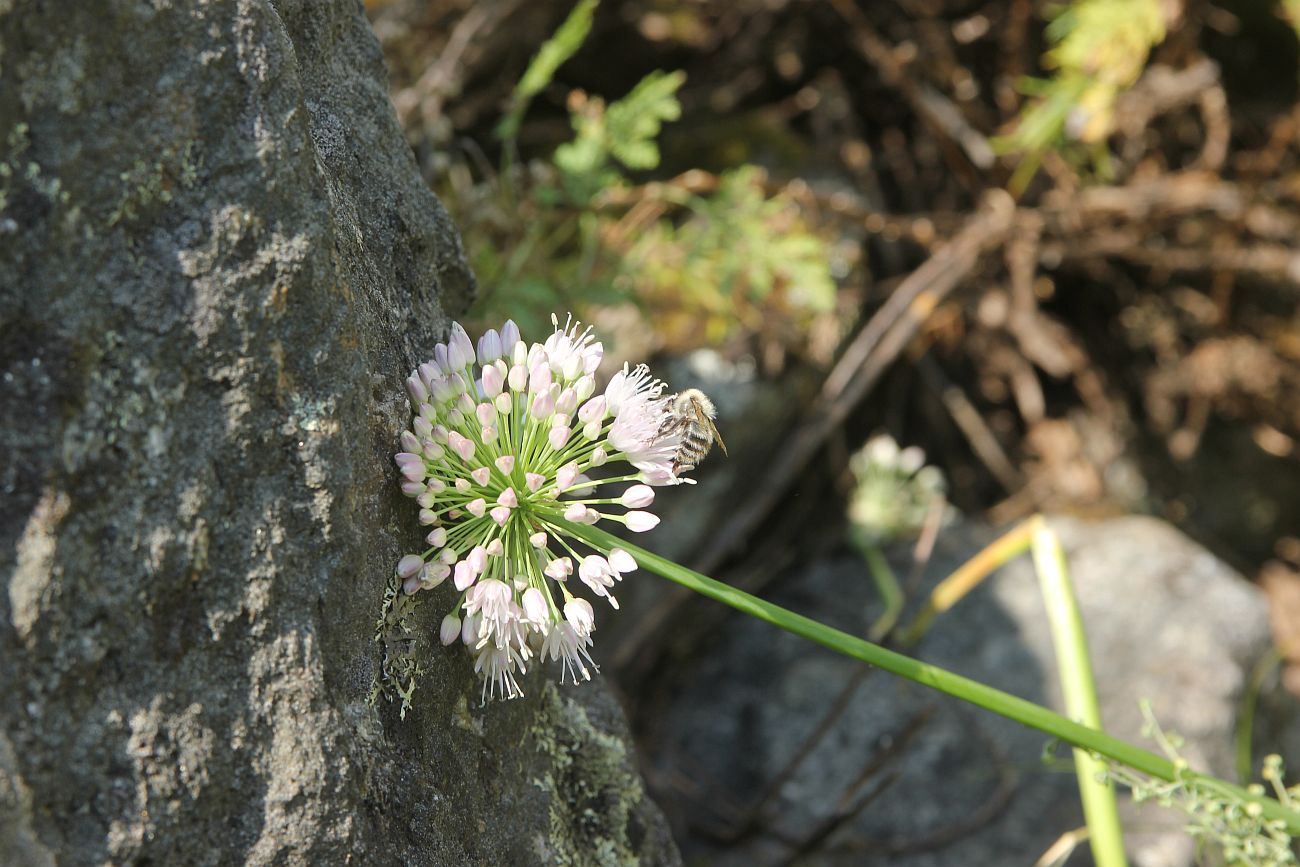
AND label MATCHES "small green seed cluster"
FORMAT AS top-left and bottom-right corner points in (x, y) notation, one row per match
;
(1105, 704), (1297, 867)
